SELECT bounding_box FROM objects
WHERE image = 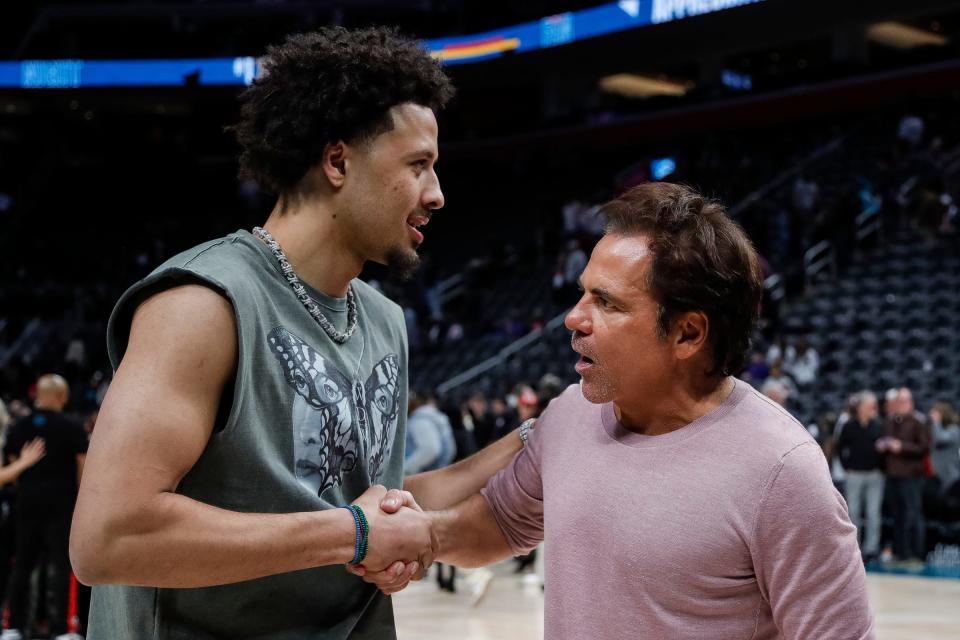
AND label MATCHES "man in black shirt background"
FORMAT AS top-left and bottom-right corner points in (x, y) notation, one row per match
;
(836, 390), (885, 562)
(3, 374), (88, 639)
